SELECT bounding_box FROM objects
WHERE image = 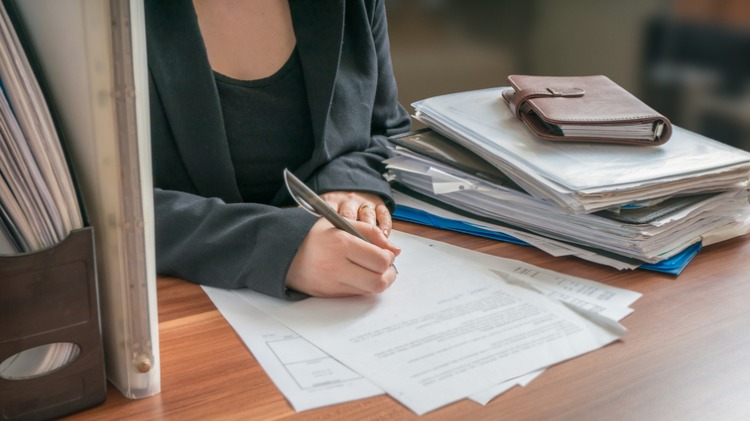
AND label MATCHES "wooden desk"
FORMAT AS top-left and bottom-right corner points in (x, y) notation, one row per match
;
(65, 221), (750, 420)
